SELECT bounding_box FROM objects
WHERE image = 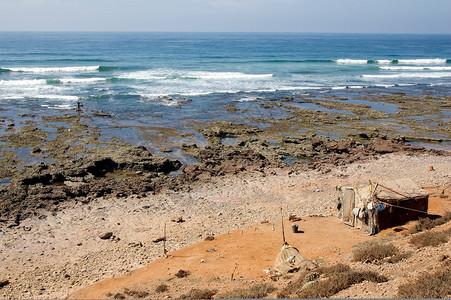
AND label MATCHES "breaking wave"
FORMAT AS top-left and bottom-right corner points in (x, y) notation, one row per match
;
(0, 66), (100, 73)
(335, 58), (449, 65)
